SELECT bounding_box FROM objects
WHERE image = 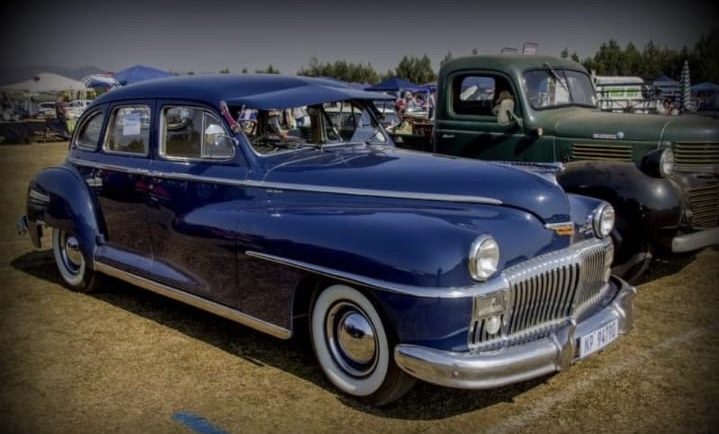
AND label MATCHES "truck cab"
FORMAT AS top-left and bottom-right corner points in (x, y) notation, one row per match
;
(396, 55), (719, 281)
